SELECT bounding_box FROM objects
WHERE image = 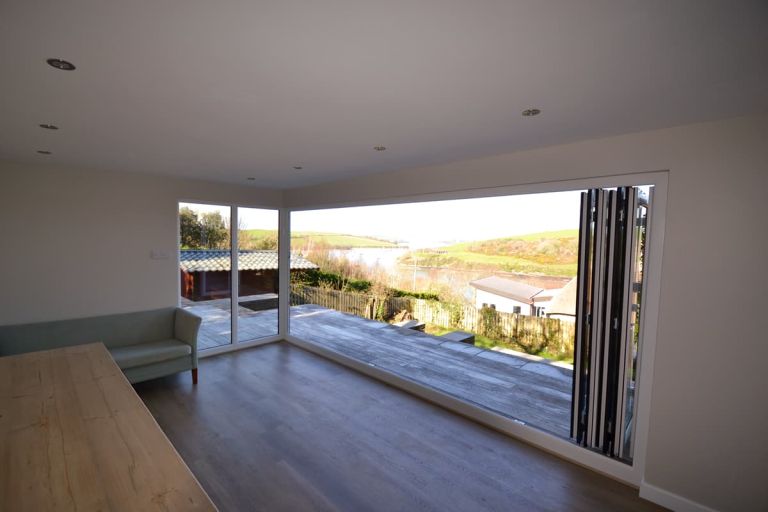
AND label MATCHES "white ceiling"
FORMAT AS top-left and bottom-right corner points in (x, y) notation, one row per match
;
(1, 1), (766, 189)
